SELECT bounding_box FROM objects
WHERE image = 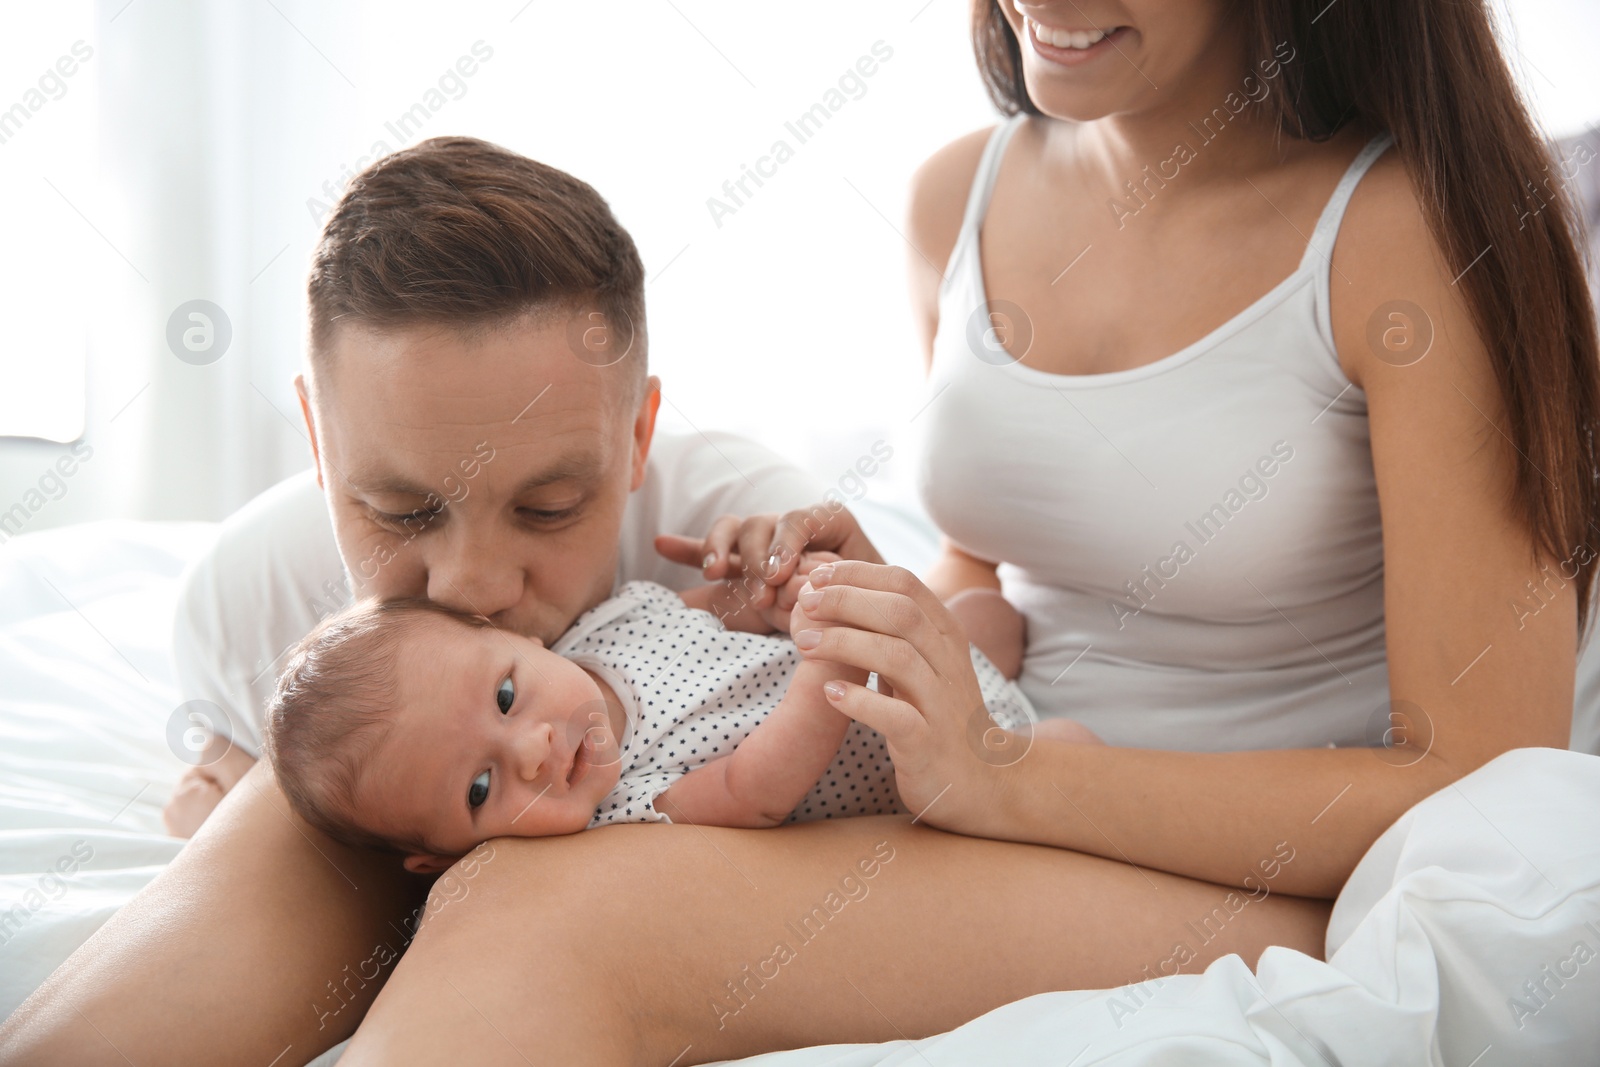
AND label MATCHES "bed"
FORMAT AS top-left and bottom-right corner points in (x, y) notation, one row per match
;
(3, 520), (1599, 1065)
